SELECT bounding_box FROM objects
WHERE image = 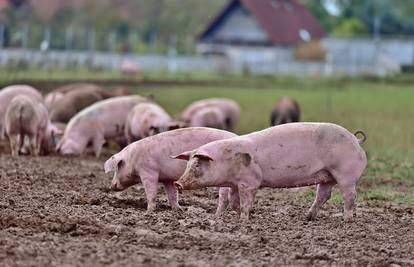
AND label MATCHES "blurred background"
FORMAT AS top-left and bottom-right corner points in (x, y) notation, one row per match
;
(1, 0), (414, 75)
